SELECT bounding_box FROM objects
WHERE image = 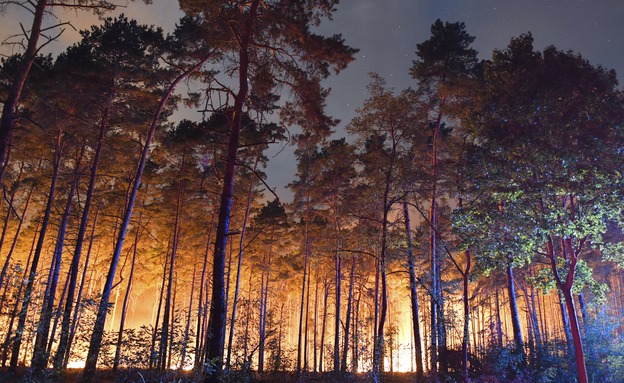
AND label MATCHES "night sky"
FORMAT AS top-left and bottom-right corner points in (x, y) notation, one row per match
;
(2, 0), (623, 200)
